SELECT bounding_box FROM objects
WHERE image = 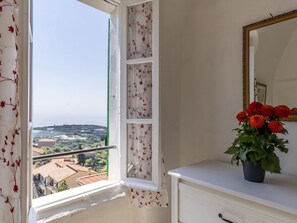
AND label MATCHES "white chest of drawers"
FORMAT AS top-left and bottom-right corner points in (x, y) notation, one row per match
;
(168, 161), (297, 223)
